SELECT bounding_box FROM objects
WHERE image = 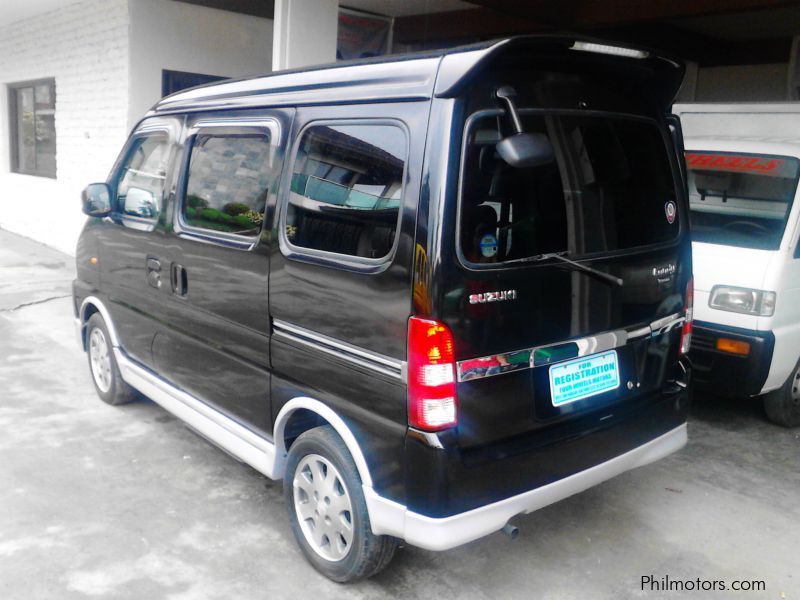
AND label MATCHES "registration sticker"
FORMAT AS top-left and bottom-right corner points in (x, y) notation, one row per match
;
(479, 233), (498, 258)
(548, 350), (620, 407)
